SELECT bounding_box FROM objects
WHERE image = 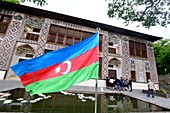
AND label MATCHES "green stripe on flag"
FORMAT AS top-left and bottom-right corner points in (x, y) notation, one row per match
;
(25, 62), (99, 96)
